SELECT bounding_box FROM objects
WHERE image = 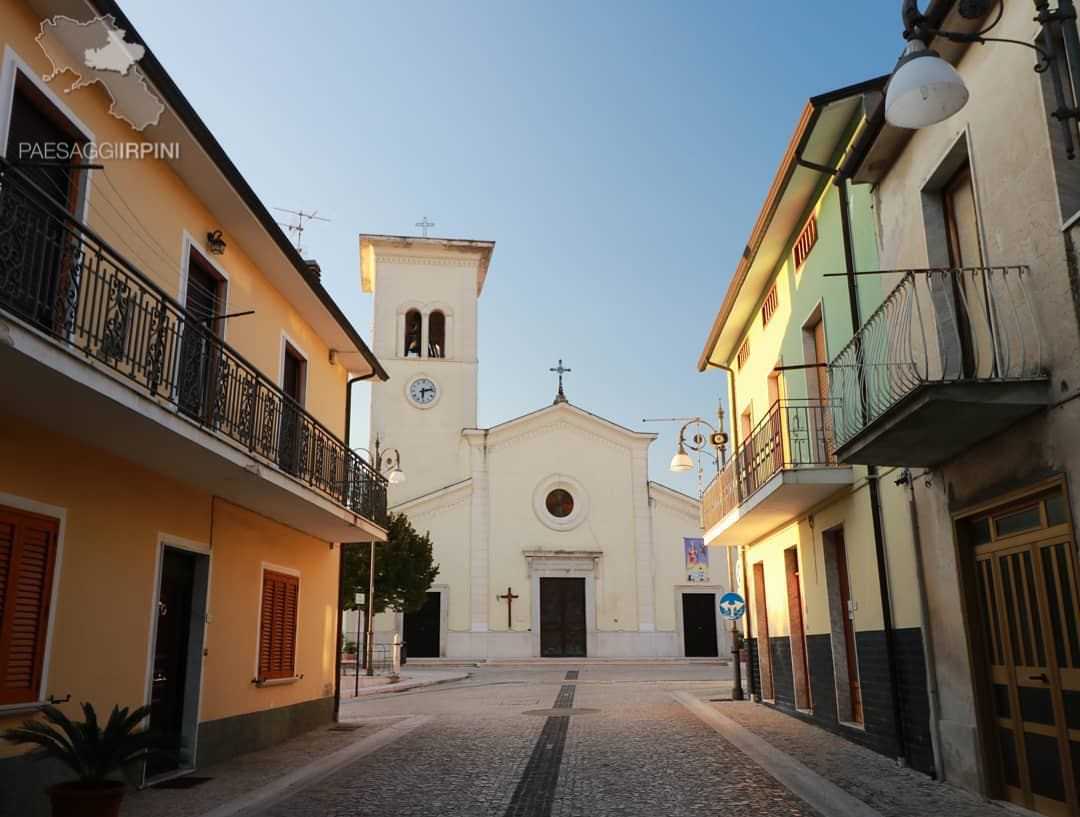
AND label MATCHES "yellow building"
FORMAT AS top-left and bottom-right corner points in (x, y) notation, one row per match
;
(0, 0), (388, 811)
(697, 79), (936, 772)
